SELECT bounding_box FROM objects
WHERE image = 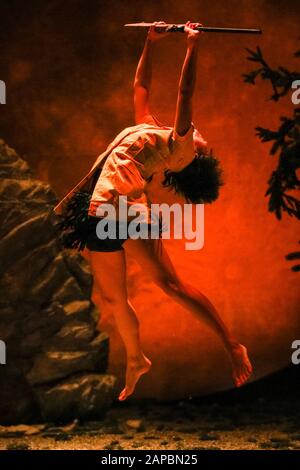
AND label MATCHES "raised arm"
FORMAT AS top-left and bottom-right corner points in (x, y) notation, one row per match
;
(133, 21), (169, 124)
(173, 22), (202, 136)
